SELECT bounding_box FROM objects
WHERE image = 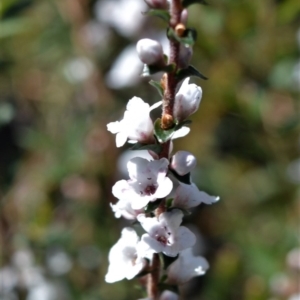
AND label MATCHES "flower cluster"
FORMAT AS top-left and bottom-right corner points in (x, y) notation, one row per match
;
(106, 1), (219, 298)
